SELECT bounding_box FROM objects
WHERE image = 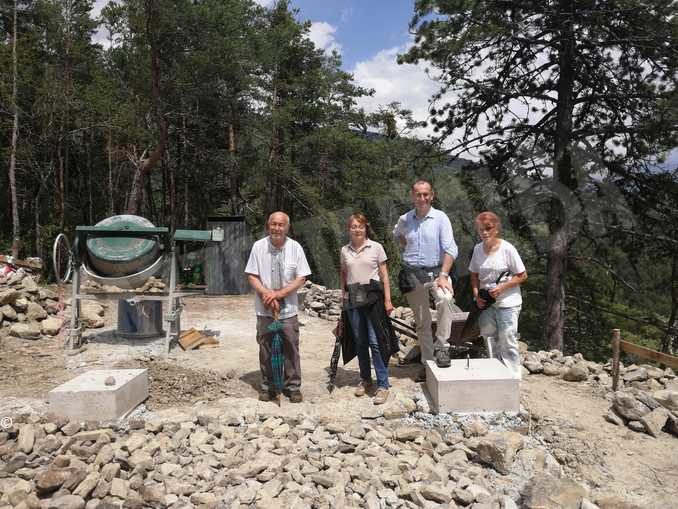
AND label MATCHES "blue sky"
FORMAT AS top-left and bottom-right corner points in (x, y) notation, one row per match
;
(288, 0), (415, 69)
